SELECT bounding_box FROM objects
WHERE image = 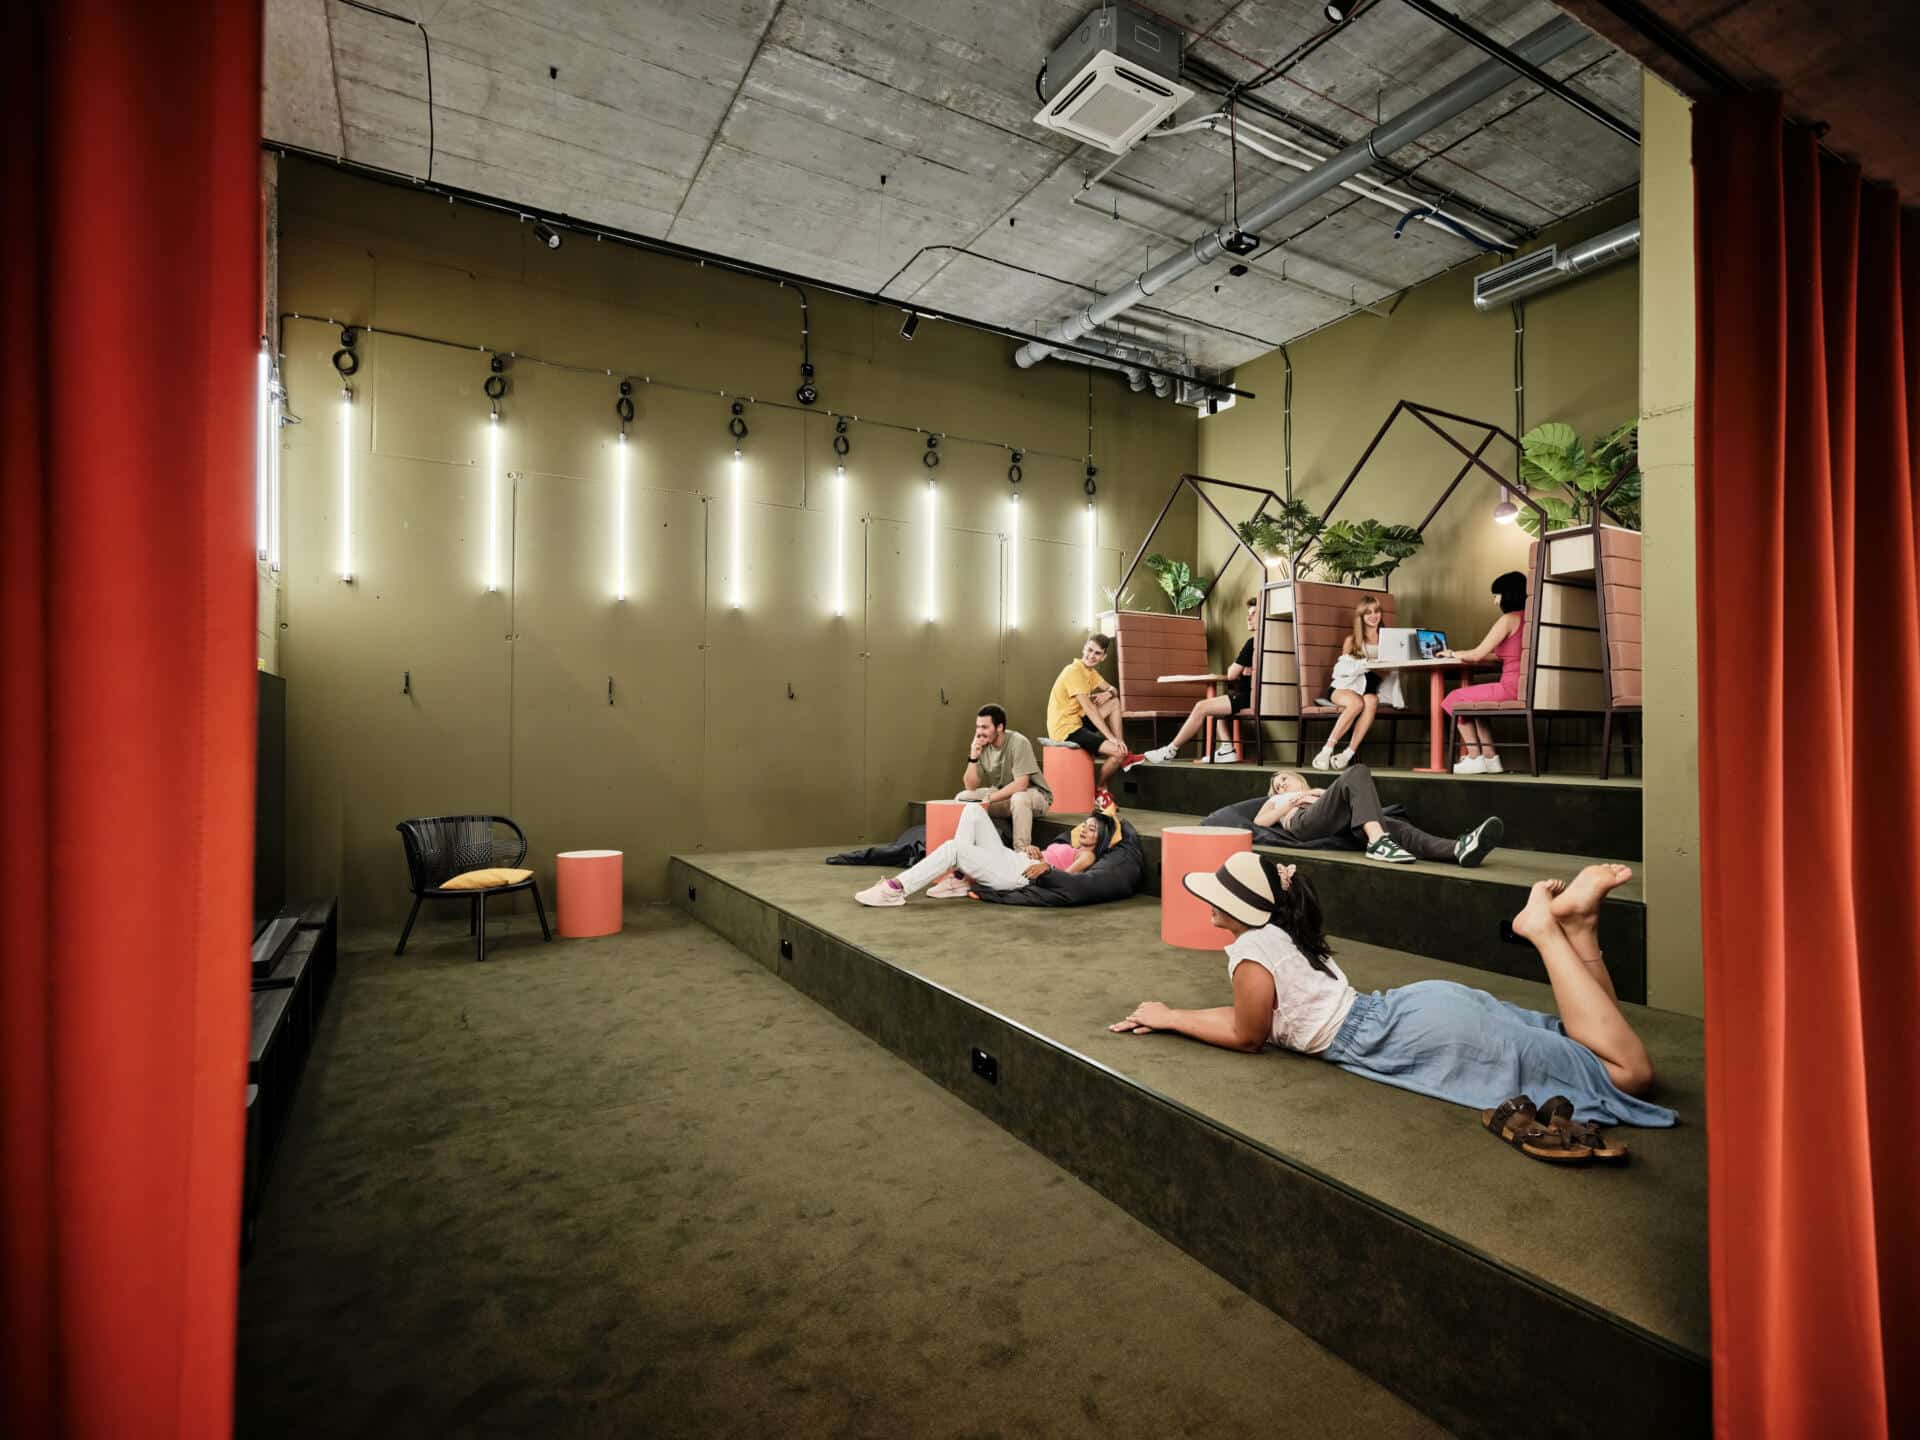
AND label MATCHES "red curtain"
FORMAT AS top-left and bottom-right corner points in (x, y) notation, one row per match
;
(1, 2), (262, 1434)
(1695, 93), (1920, 1438)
